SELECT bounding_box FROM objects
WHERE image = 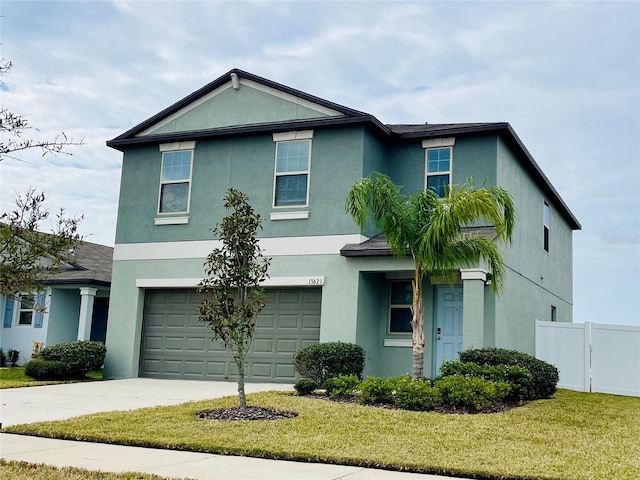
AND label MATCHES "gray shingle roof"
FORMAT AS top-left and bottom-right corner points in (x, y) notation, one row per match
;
(47, 240), (113, 286)
(340, 227), (497, 257)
